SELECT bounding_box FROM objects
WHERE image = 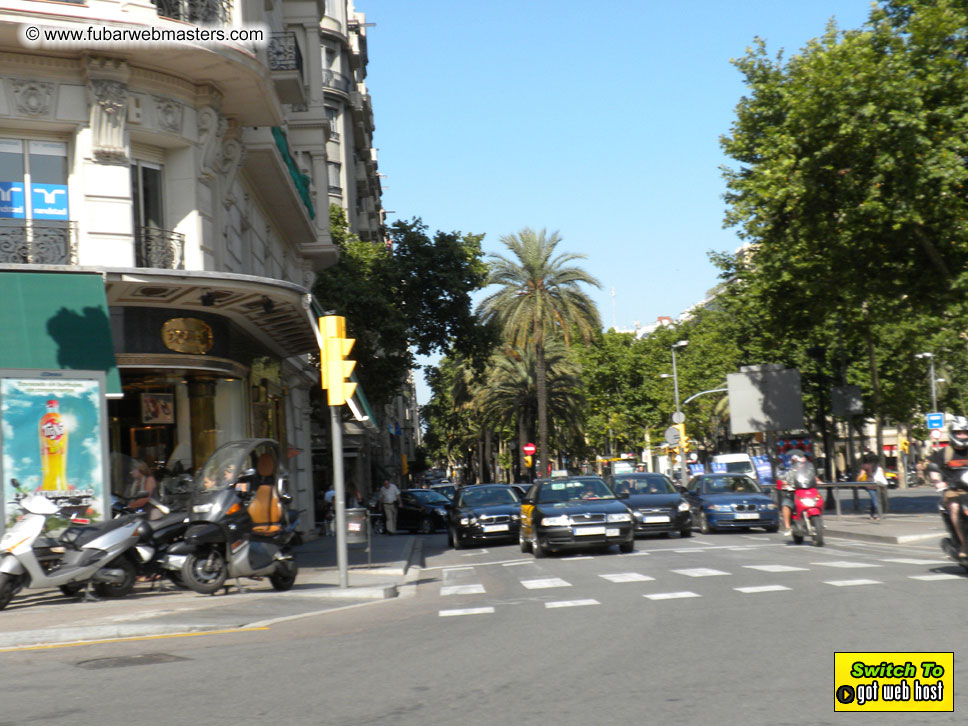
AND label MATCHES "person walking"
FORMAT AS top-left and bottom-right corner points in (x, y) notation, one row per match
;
(379, 479), (402, 534)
